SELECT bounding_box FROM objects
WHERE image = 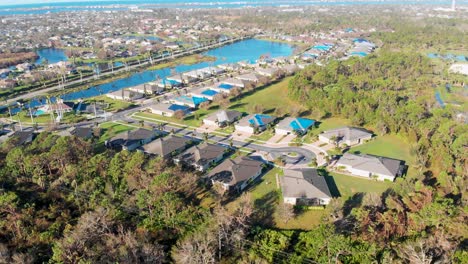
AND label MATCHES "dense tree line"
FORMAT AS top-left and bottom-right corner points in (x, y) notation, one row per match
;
(285, 48), (467, 262)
